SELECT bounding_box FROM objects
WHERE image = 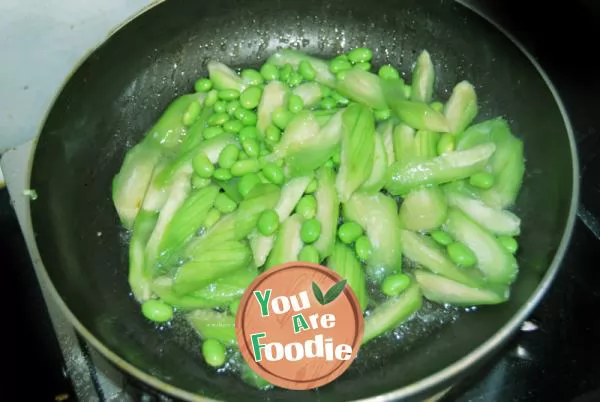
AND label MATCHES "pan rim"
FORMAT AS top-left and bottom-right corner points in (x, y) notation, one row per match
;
(25, 0), (580, 401)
